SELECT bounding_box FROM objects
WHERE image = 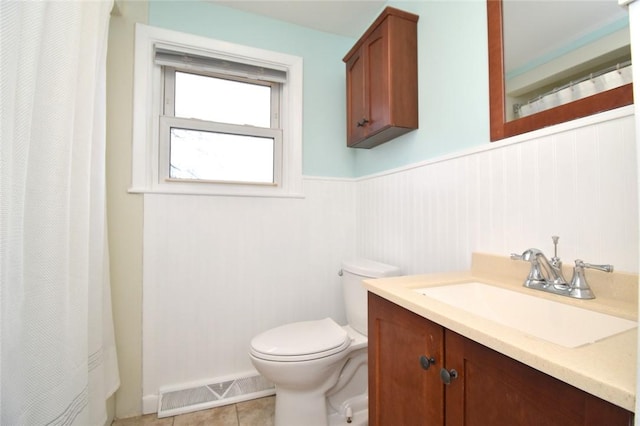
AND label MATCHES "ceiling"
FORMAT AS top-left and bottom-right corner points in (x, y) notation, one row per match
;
(211, 1), (386, 38)
(211, 1), (629, 73)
